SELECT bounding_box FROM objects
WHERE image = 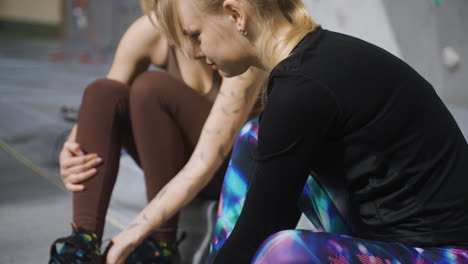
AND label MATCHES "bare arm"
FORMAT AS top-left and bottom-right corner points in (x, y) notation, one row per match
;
(106, 67), (267, 262)
(107, 13), (167, 84)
